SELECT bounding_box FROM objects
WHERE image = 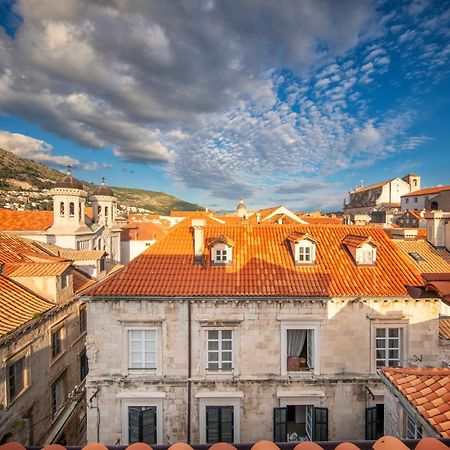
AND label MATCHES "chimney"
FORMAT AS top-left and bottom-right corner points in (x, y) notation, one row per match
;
(256, 213), (261, 224)
(192, 219), (206, 264)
